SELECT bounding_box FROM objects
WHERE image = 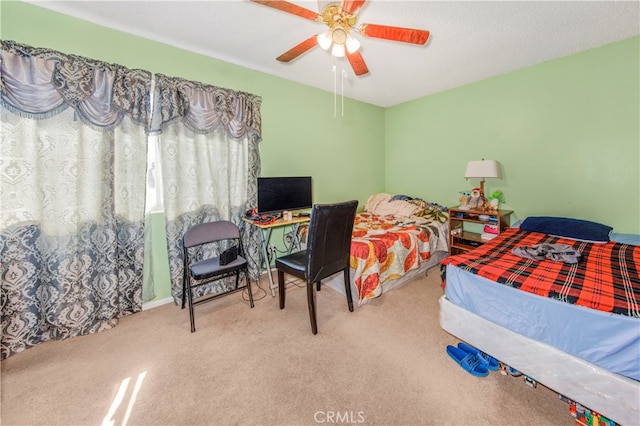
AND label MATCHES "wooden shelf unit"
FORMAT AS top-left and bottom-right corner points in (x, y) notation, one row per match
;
(448, 206), (513, 255)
